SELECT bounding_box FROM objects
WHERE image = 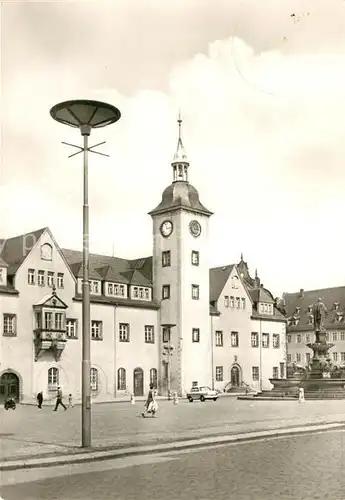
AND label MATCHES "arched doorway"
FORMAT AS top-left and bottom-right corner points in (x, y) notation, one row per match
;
(133, 367), (144, 397)
(0, 372), (20, 403)
(230, 365), (241, 387)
